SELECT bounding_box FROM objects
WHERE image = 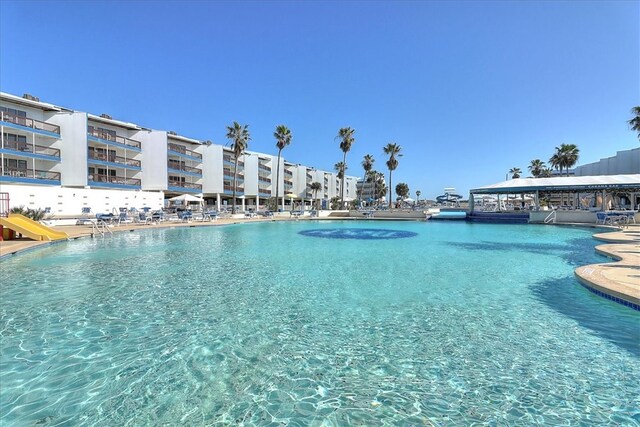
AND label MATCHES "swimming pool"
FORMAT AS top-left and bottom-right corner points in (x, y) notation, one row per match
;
(1, 221), (638, 425)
